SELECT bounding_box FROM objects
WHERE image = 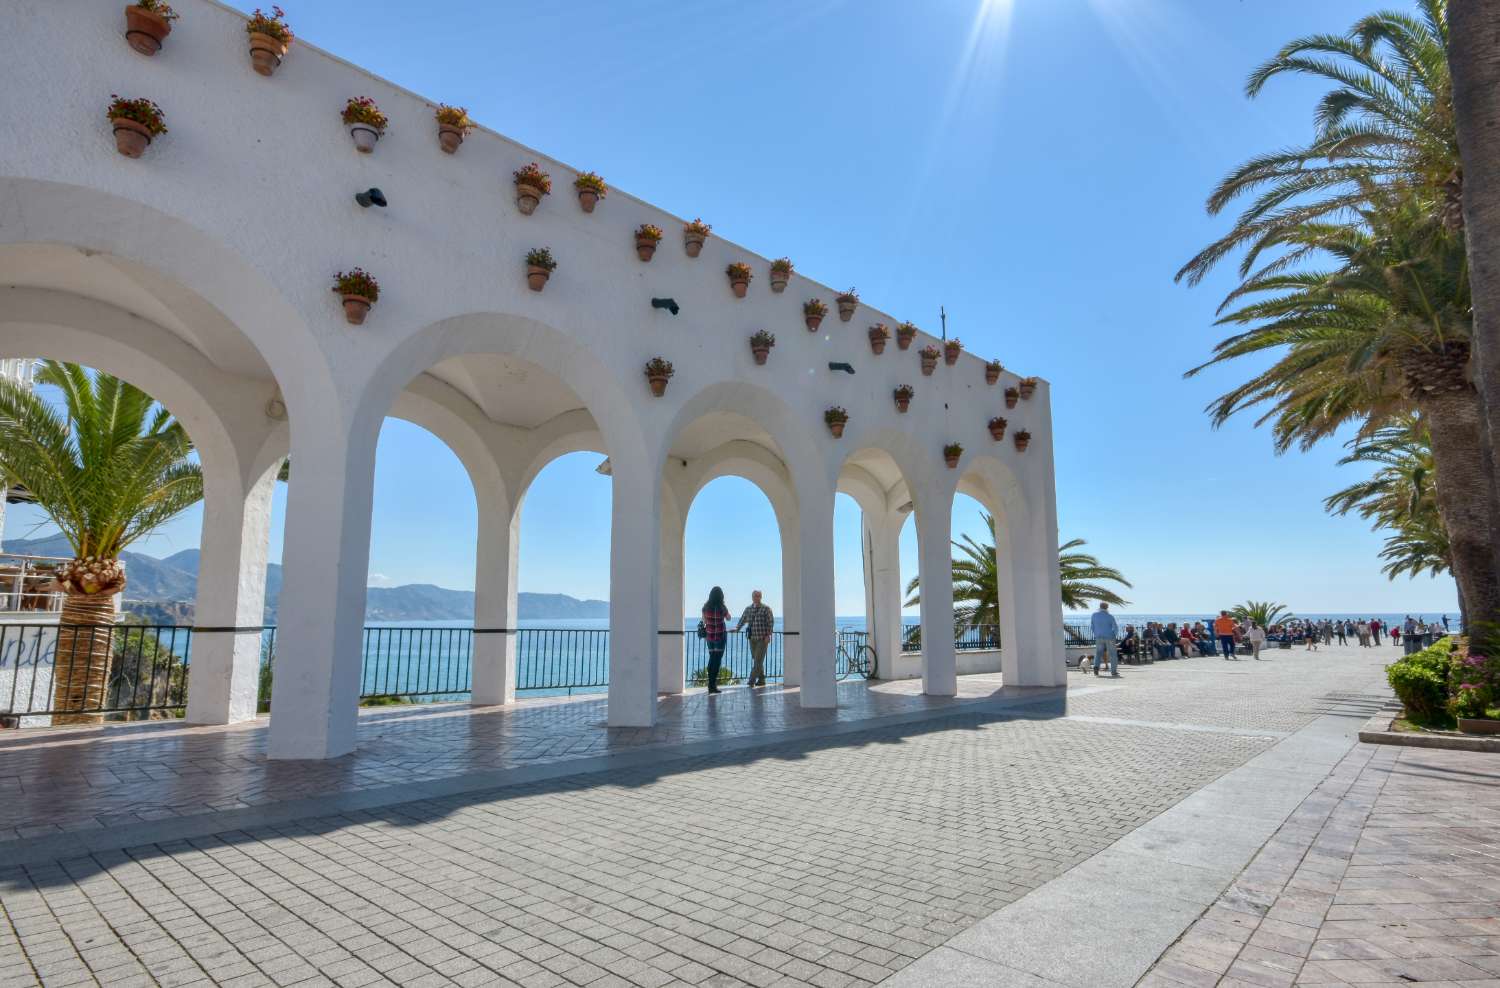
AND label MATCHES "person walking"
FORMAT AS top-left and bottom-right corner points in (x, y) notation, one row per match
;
(700, 586), (731, 693)
(1091, 602), (1120, 677)
(1335, 620), (1348, 646)
(1247, 621), (1266, 660)
(1214, 610), (1239, 660)
(1356, 620), (1371, 647)
(734, 589), (774, 689)
(1370, 618), (1383, 646)
(1304, 622), (1319, 652)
